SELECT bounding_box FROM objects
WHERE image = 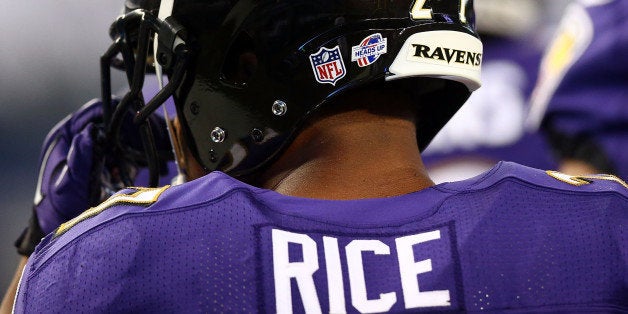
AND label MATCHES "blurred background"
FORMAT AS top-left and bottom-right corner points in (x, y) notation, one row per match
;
(0, 0), (575, 295)
(0, 1), (125, 292)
